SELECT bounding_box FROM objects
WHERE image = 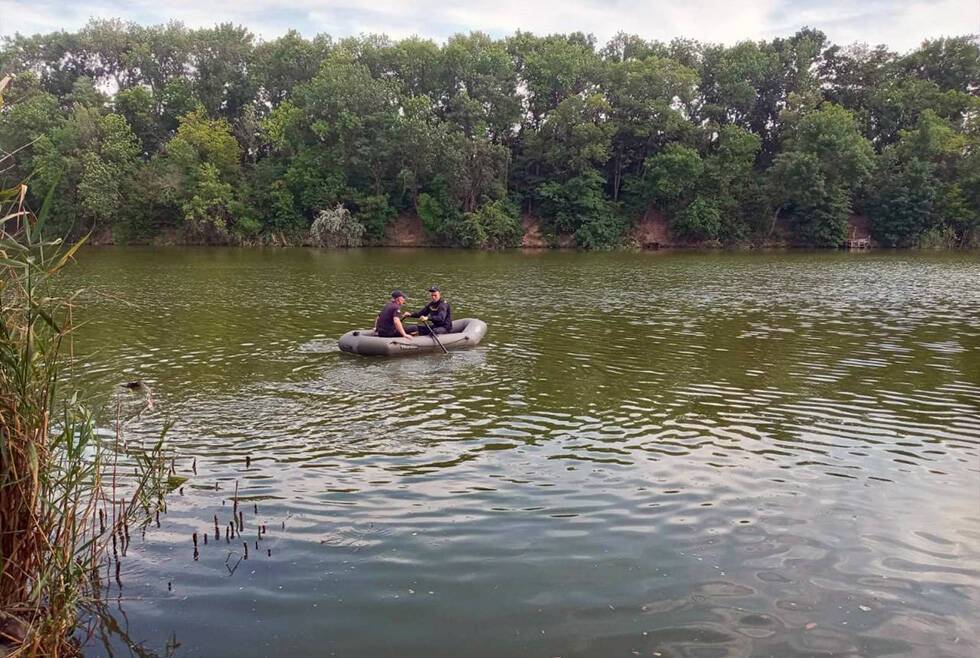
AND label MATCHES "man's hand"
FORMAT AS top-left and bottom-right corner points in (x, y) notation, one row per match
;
(419, 315), (428, 322)
(401, 311), (411, 318)
(401, 334), (412, 340)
